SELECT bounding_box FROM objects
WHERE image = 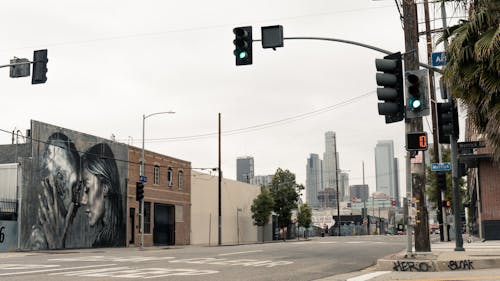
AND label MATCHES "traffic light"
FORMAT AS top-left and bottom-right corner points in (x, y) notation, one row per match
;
(375, 52), (404, 124)
(436, 172), (447, 191)
(136, 181), (144, 201)
(437, 100), (459, 144)
(32, 49), (48, 84)
(443, 200), (451, 207)
(233, 26), (252, 66)
(406, 132), (428, 151)
(405, 69), (430, 119)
